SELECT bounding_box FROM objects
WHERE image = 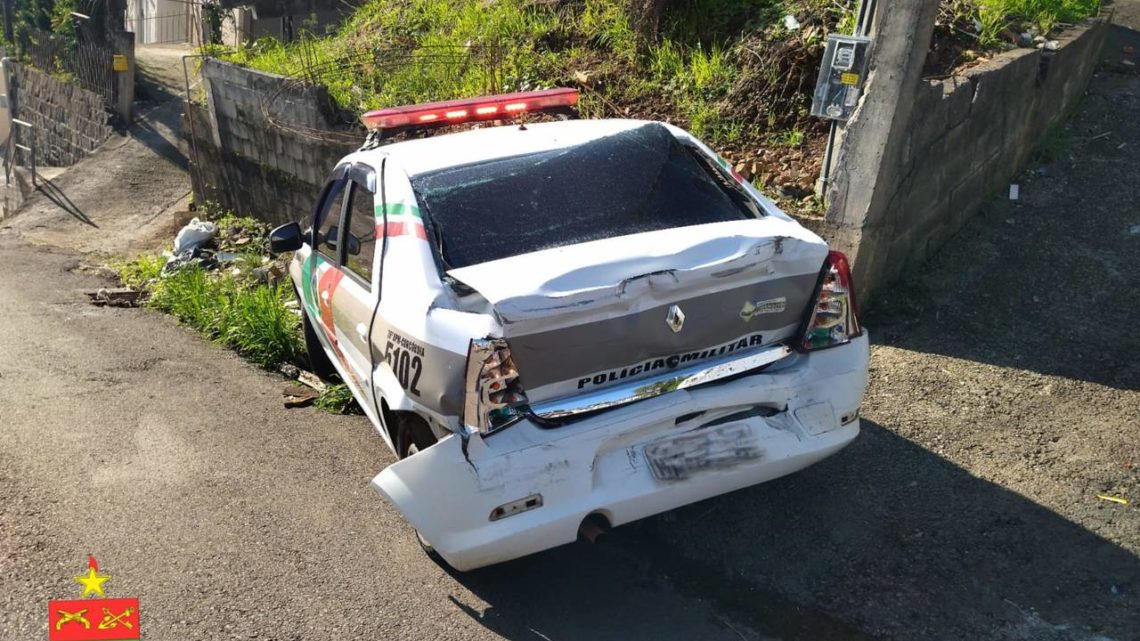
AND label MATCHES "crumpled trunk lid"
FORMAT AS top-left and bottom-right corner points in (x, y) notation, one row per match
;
(447, 219), (827, 402)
